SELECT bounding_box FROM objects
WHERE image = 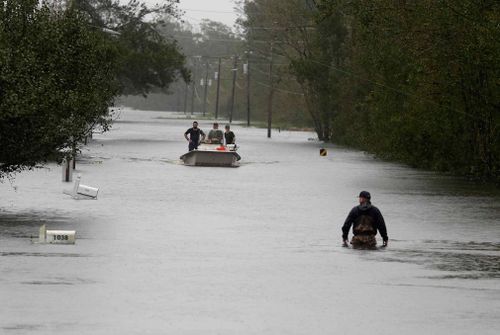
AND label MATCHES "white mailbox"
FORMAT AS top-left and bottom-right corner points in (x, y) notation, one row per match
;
(63, 174), (99, 199)
(77, 184), (99, 198)
(46, 230), (76, 244)
(38, 225), (76, 244)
